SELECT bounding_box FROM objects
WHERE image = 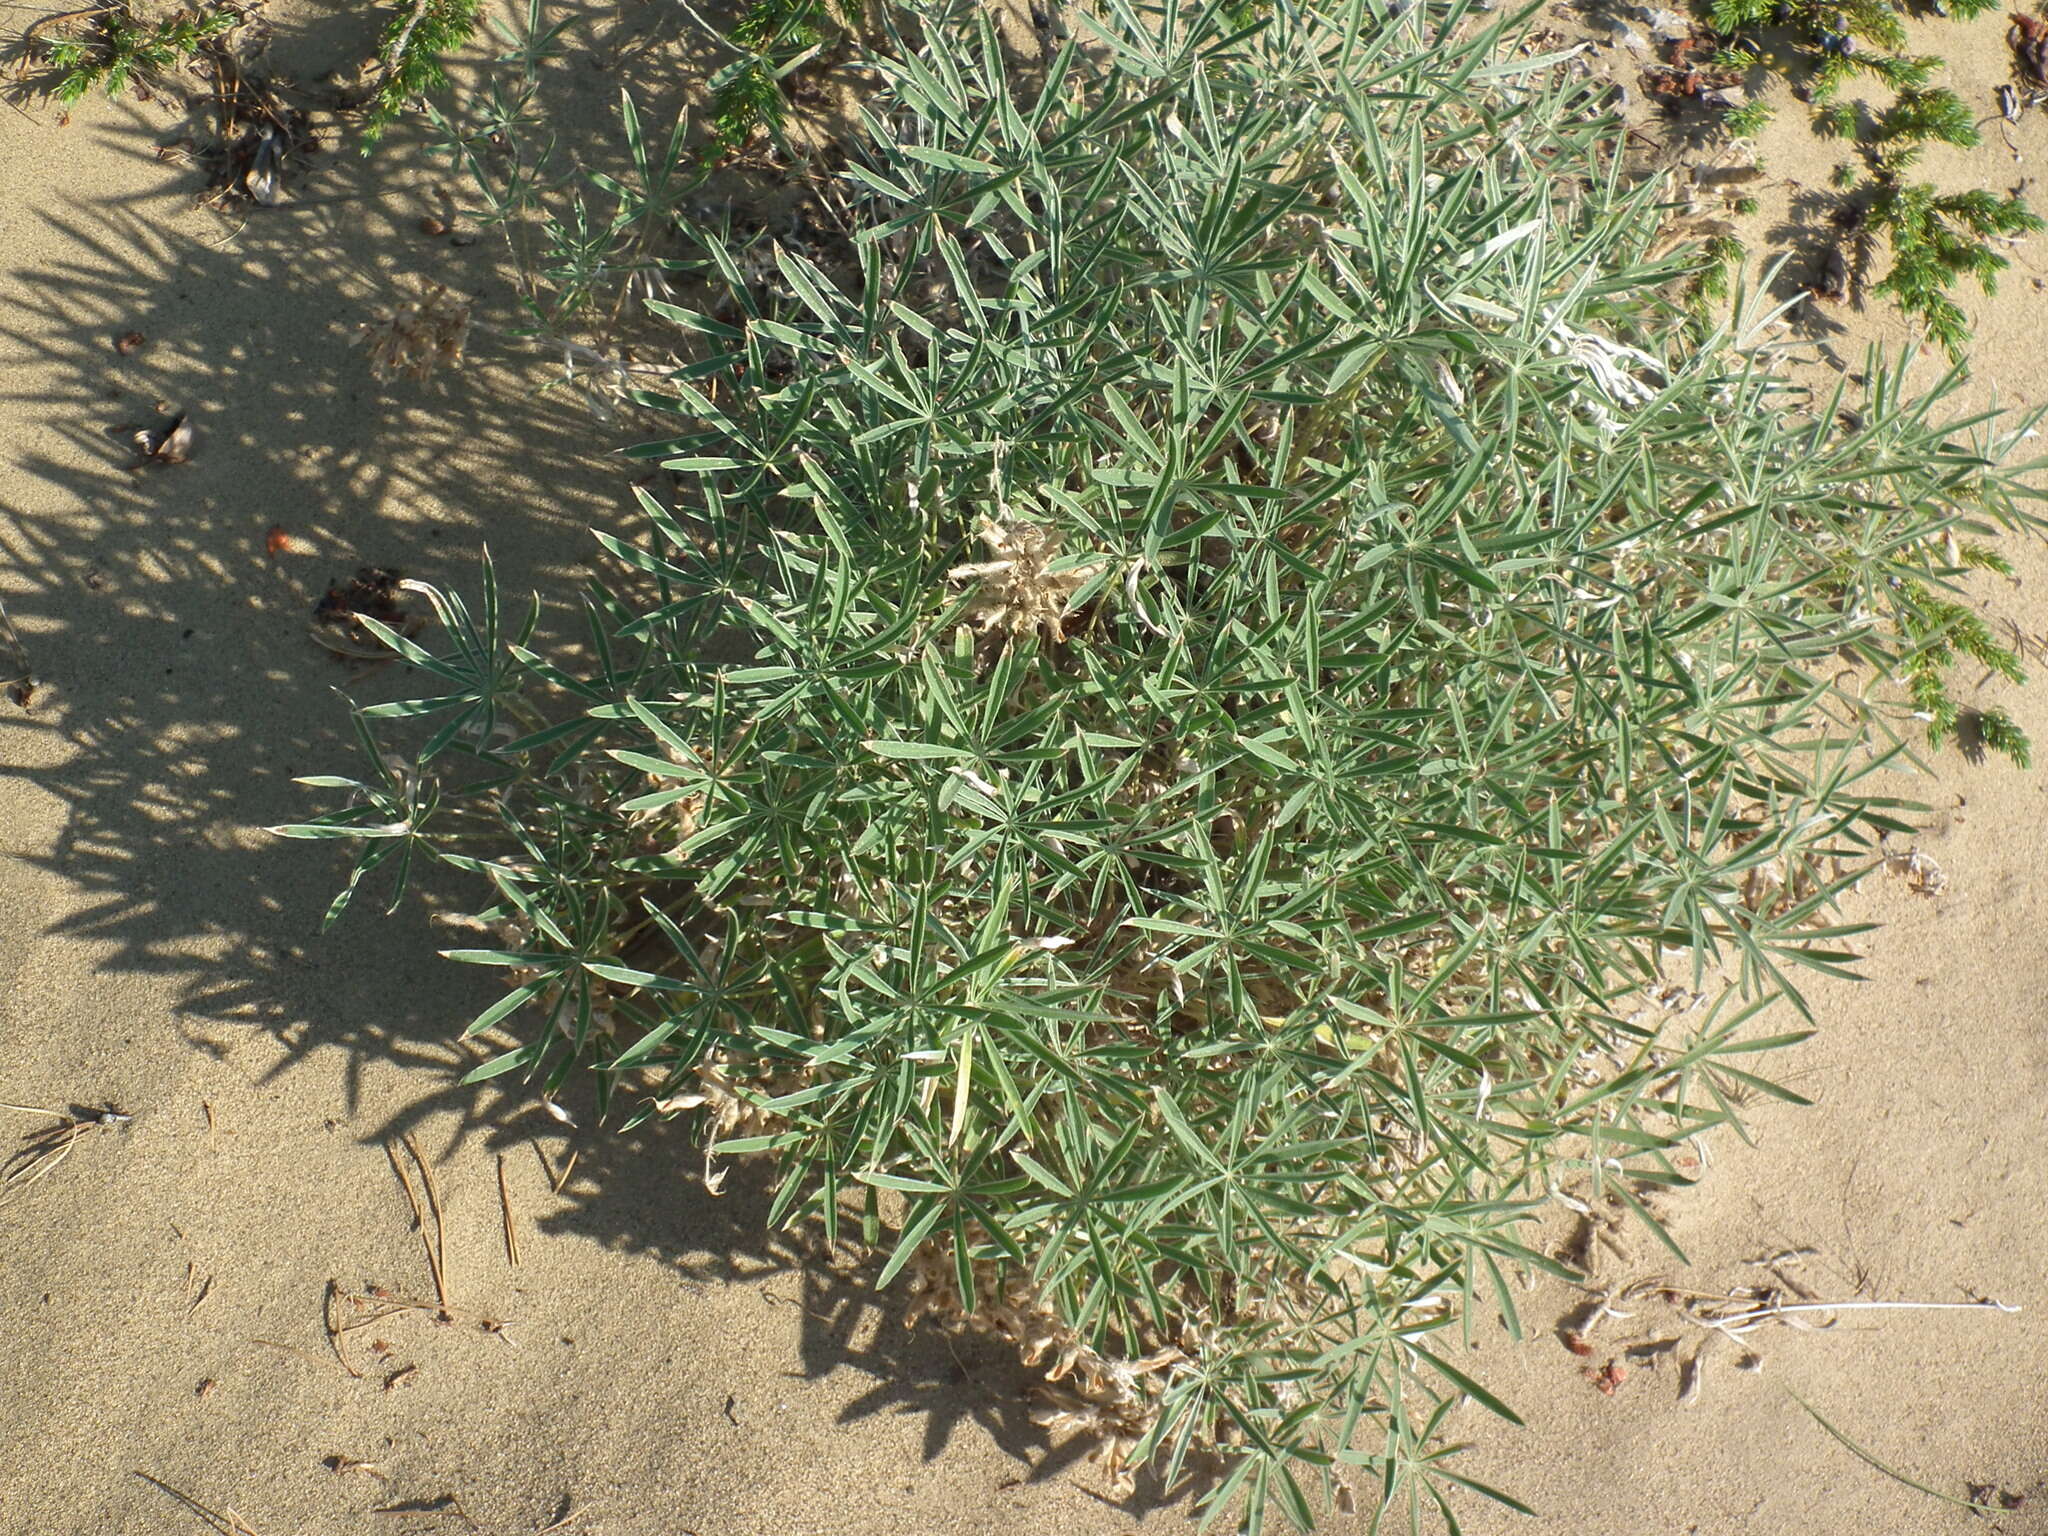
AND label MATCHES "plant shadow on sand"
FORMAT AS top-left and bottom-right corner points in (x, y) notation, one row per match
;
(0, 2), (1188, 1511)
